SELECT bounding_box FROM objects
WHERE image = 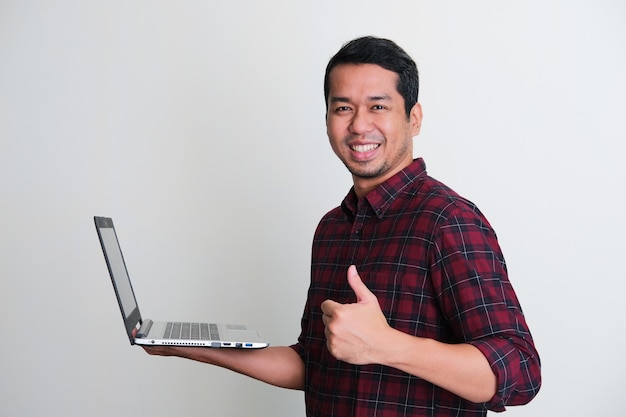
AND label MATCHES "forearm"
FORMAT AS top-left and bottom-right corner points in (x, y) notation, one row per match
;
(141, 345), (305, 390)
(376, 329), (496, 403)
